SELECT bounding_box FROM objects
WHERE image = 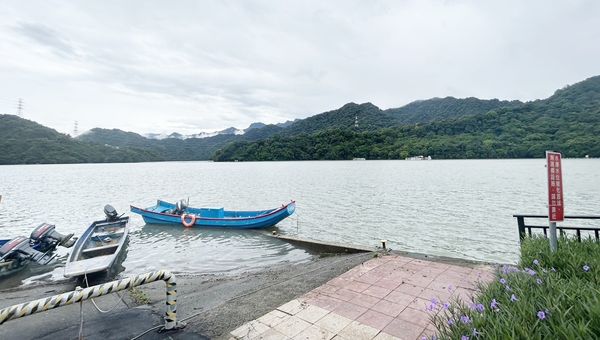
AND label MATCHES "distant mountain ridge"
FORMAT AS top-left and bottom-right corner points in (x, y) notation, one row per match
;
(3, 74), (598, 164)
(213, 75), (600, 161)
(142, 119), (299, 140)
(384, 97), (522, 124)
(78, 95), (515, 159)
(0, 115), (159, 164)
